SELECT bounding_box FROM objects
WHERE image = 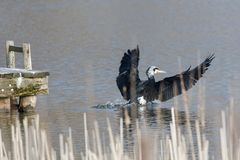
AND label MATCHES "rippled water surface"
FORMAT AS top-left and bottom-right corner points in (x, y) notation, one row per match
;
(0, 0), (240, 159)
